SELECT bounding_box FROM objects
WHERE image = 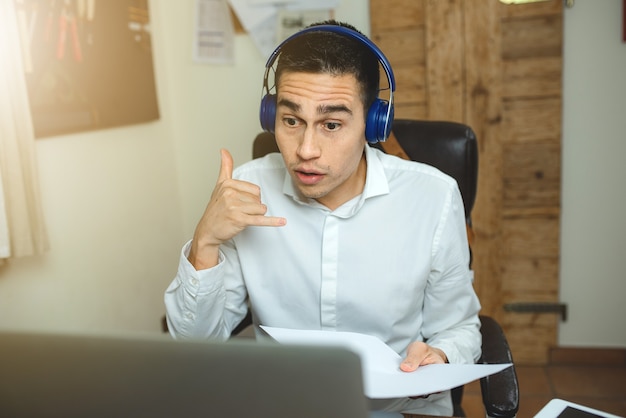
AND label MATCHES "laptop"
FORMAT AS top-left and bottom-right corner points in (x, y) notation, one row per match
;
(0, 330), (370, 418)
